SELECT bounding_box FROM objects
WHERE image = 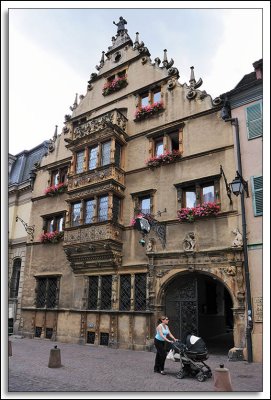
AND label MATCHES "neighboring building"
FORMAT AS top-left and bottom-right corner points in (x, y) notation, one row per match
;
(8, 140), (50, 334)
(220, 59), (263, 362)
(18, 19), (258, 361)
